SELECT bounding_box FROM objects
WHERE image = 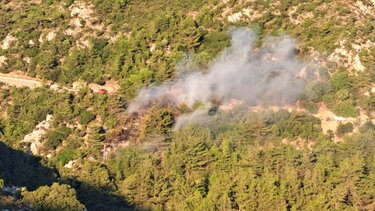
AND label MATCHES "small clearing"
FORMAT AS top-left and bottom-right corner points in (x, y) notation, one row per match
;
(88, 80), (120, 94)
